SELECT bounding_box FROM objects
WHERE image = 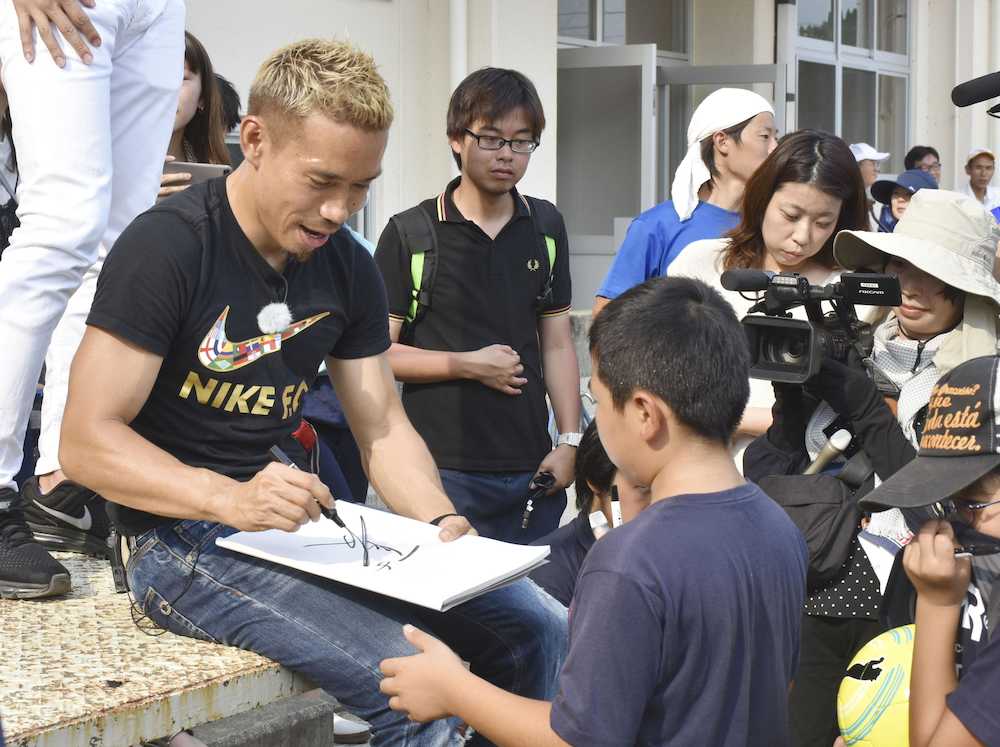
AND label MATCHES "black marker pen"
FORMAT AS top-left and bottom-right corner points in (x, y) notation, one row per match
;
(268, 445), (346, 529)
